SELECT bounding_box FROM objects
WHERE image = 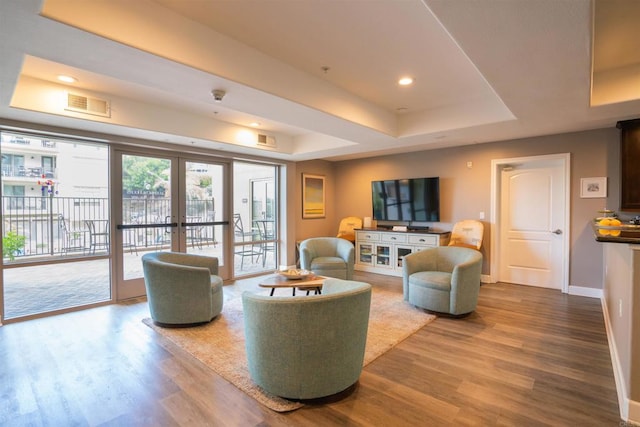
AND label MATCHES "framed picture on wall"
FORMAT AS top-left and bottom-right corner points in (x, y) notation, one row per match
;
(302, 173), (325, 218)
(580, 177), (607, 198)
